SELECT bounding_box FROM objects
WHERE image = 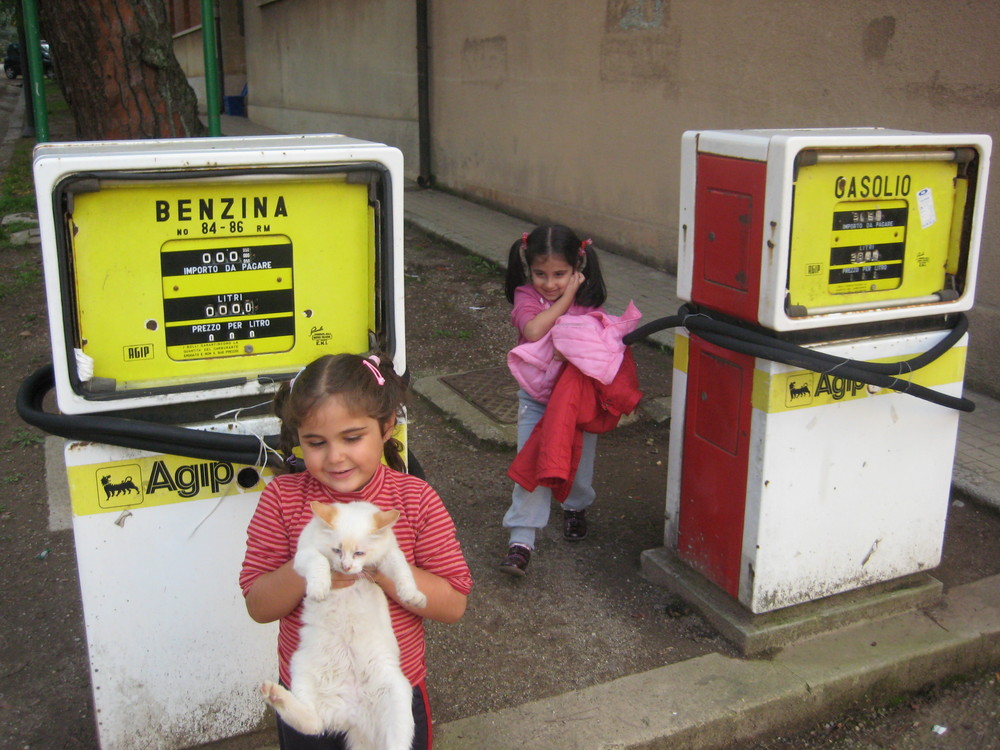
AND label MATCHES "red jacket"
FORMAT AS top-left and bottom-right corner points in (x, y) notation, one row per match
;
(508, 349), (642, 502)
